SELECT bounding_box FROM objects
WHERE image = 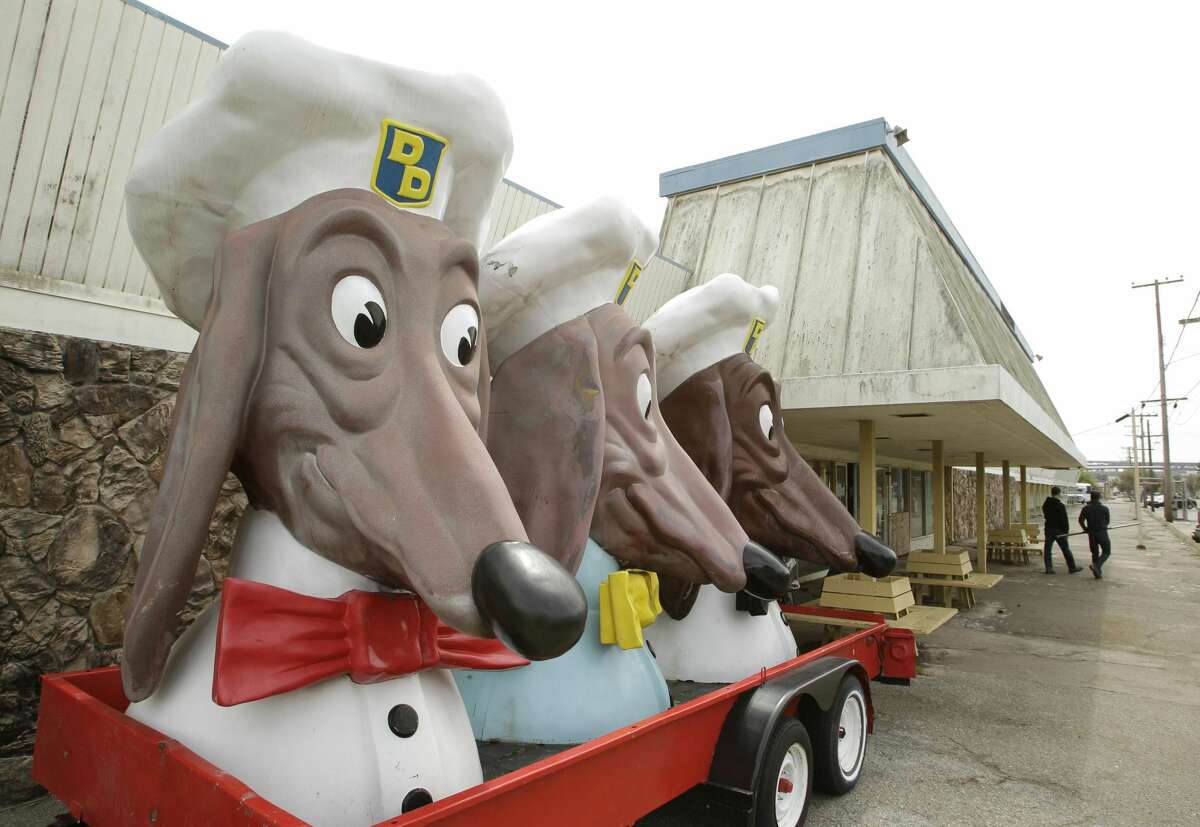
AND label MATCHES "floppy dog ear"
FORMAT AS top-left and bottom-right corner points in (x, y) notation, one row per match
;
(486, 316), (604, 577)
(122, 220), (278, 702)
(658, 364), (733, 499)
